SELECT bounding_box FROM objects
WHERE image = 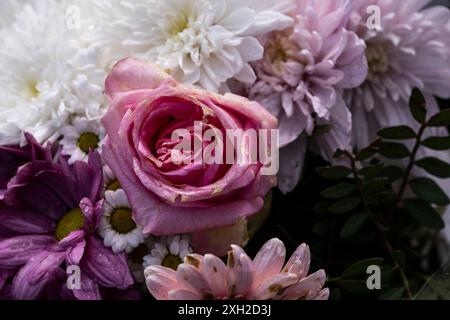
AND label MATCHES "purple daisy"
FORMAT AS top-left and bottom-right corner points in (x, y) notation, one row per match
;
(0, 142), (133, 300)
